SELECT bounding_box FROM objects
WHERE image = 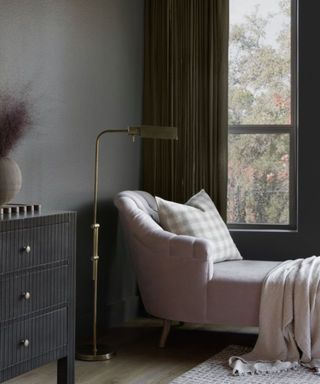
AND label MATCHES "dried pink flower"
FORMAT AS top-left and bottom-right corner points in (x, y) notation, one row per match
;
(0, 94), (31, 157)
